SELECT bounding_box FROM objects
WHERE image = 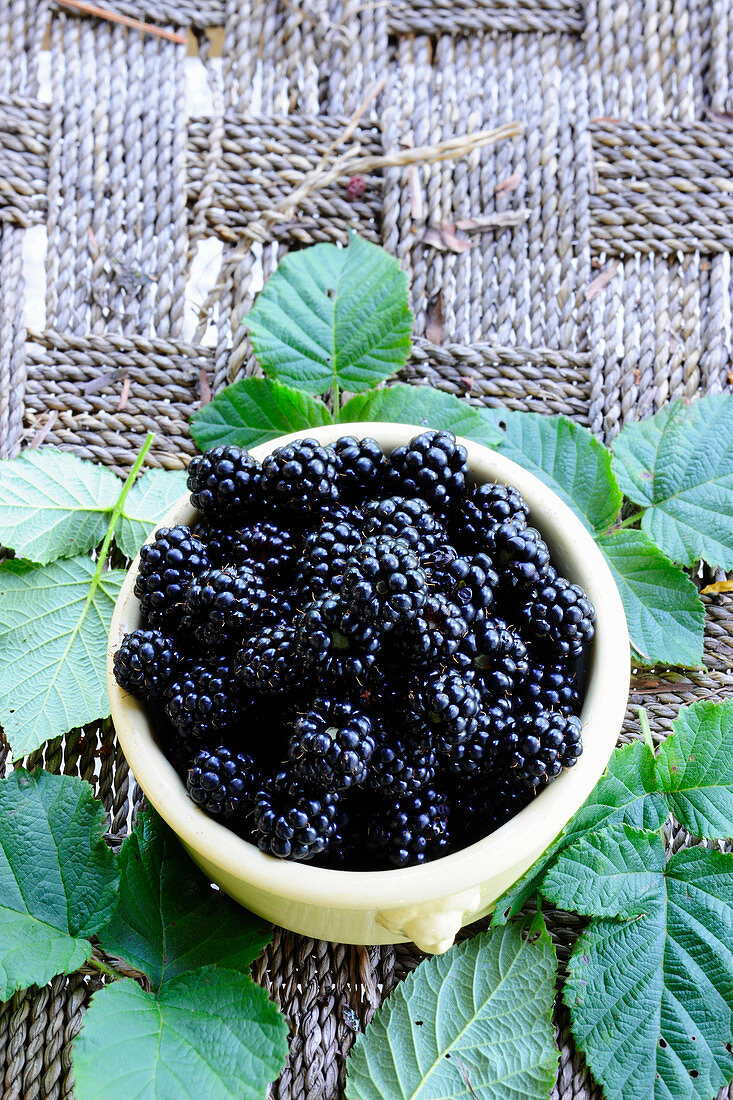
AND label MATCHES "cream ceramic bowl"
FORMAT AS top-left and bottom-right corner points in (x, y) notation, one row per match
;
(108, 422), (629, 954)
